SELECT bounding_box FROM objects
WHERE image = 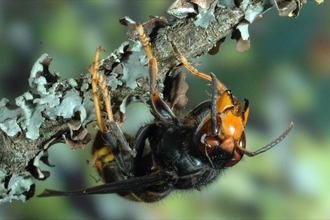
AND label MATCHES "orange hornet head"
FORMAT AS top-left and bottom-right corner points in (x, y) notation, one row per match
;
(195, 87), (249, 168)
(195, 73), (293, 168)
